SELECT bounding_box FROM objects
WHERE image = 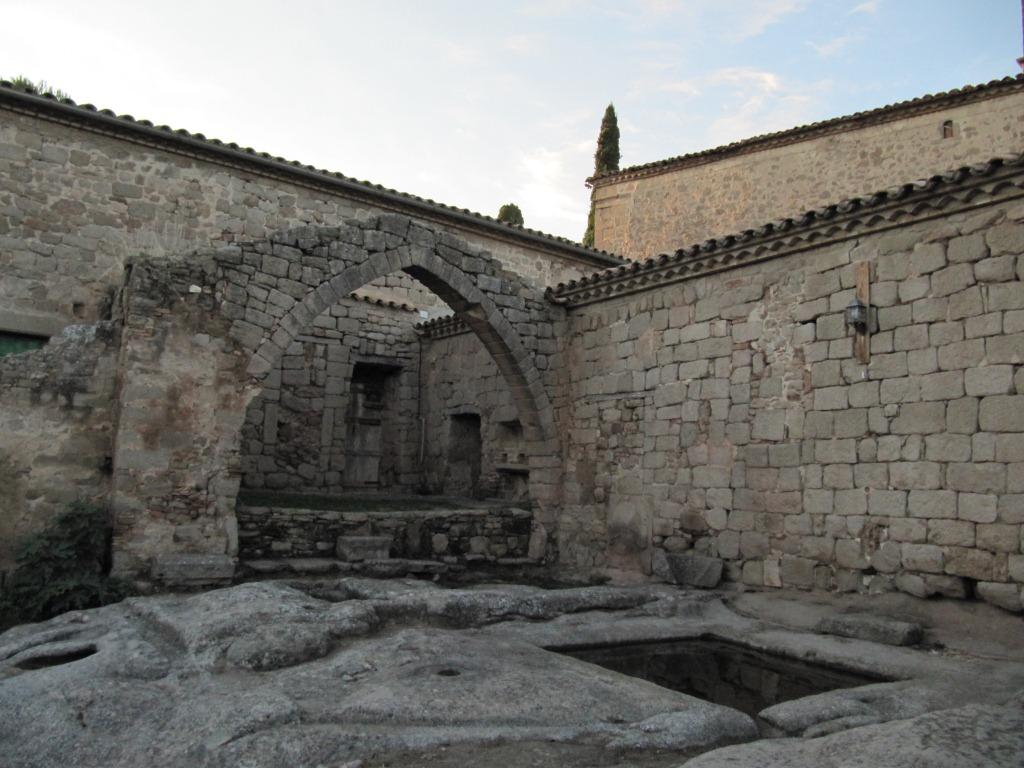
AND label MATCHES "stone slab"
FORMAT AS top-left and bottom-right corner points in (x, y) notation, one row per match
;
(815, 613), (923, 646)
